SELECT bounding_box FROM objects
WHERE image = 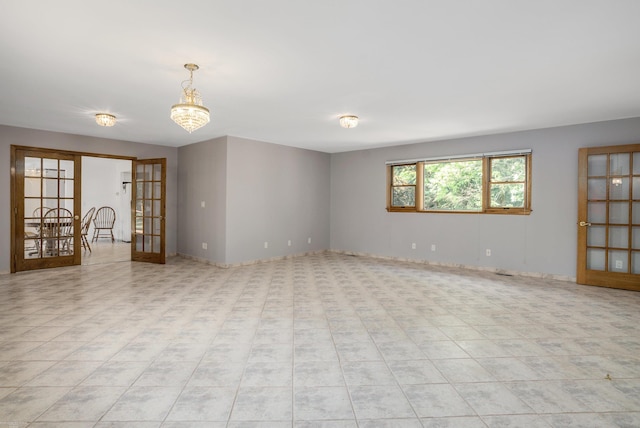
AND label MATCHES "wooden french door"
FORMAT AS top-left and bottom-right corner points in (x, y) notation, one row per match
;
(577, 144), (640, 291)
(131, 158), (166, 264)
(12, 147), (82, 272)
